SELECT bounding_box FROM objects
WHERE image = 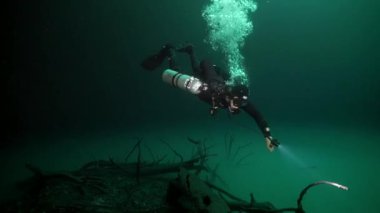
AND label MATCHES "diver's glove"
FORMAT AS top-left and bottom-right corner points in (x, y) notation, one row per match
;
(265, 136), (280, 152)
